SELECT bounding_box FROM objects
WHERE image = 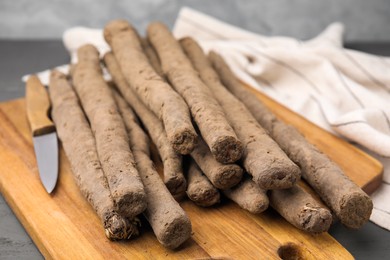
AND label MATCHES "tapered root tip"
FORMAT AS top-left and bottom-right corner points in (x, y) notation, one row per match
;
(212, 136), (243, 164)
(338, 192), (373, 229)
(105, 215), (141, 240)
(171, 129), (198, 155)
(298, 205), (333, 233)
